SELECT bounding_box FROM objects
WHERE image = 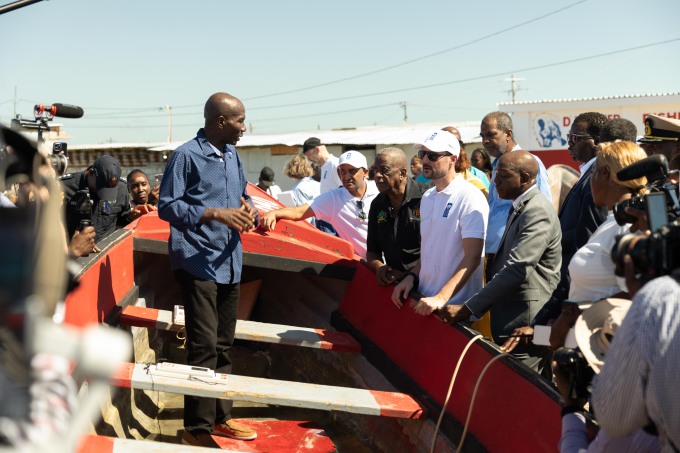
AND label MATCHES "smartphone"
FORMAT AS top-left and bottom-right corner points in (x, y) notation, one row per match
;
(646, 192), (668, 232)
(154, 173), (163, 187)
